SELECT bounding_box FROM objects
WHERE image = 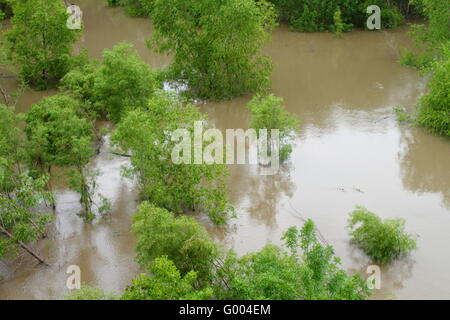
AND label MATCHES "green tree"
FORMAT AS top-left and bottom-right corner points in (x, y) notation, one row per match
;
(215, 220), (370, 300)
(24, 94), (101, 220)
(348, 206), (417, 264)
(61, 43), (158, 123)
(5, 0), (81, 89)
(93, 43), (158, 122)
(122, 256), (213, 300)
(112, 92), (233, 224)
(247, 94), (299, 162)
(150, 0), (277, 100)
(131, 202), (219, 284)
